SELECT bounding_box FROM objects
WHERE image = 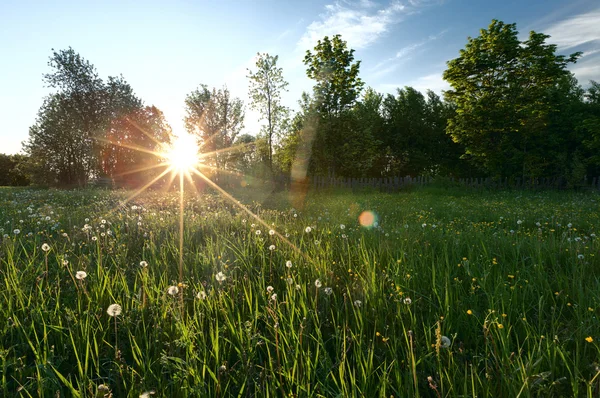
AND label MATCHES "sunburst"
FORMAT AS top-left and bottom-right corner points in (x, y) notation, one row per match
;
(99, 125), (310, 292)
